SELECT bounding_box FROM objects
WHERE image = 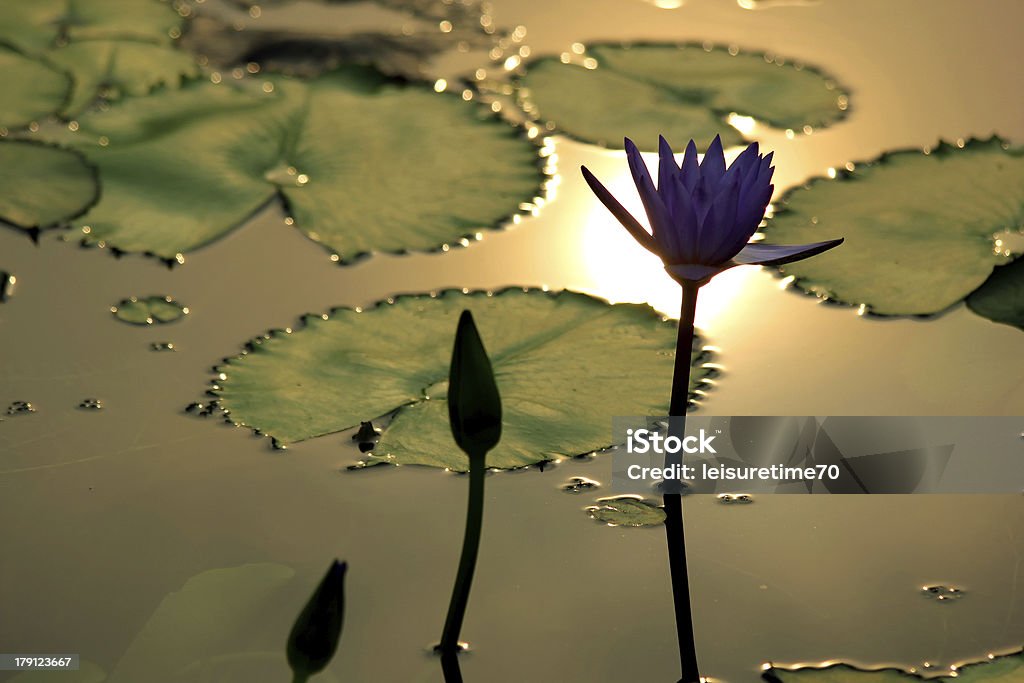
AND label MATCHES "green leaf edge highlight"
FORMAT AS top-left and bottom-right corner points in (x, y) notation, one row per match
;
(764, 647), (1024, 683)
